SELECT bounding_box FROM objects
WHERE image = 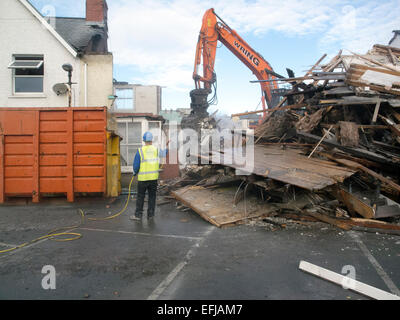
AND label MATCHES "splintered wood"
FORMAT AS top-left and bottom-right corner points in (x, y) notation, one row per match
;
(171, 185), (277, 228)
(172, 42), (400, 231)
(199, 145), (355, 191)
